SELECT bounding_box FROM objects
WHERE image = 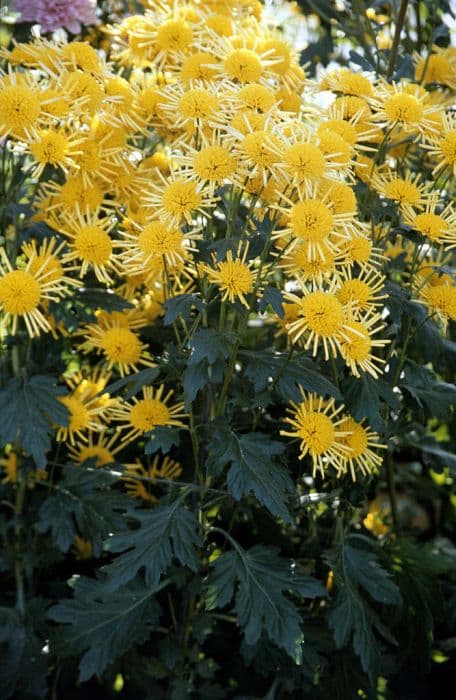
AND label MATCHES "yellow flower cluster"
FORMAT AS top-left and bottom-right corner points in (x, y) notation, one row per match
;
(0, 0), (454, 484)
